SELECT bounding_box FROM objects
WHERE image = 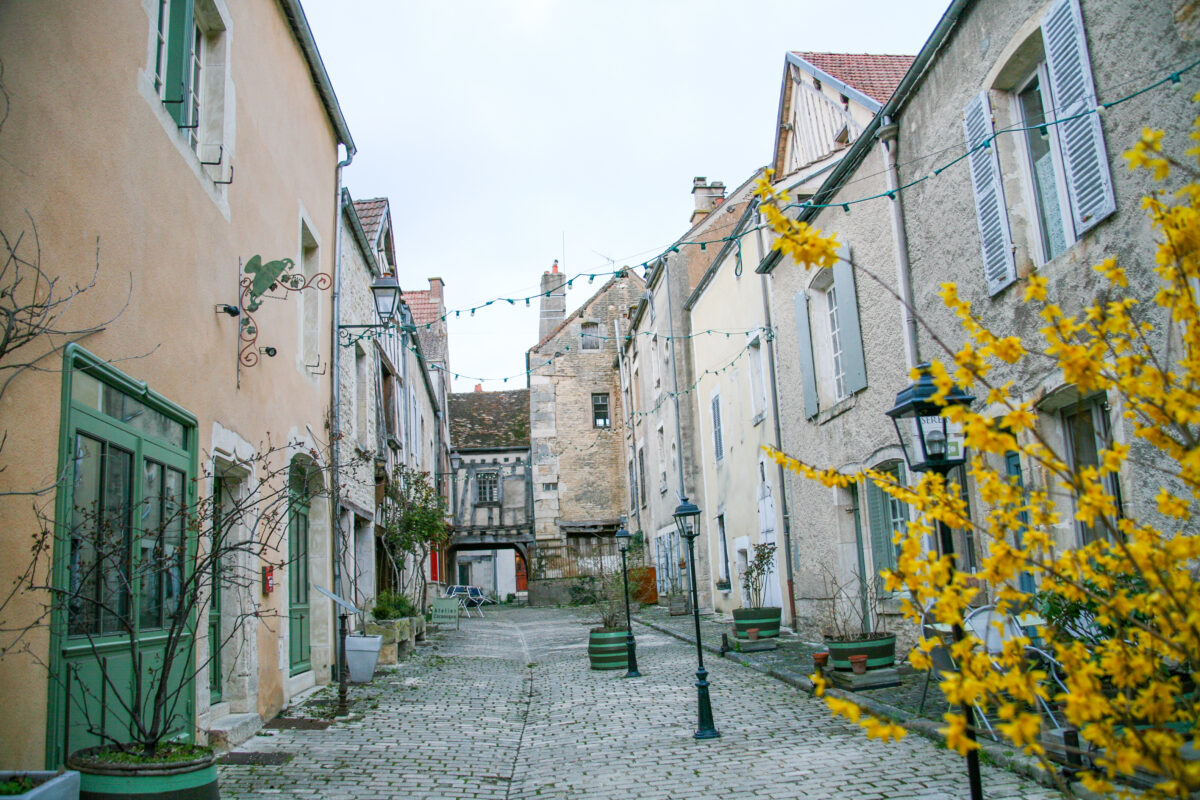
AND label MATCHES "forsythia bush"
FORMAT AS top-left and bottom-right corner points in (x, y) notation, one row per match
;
(757, 106), (1200, 798)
